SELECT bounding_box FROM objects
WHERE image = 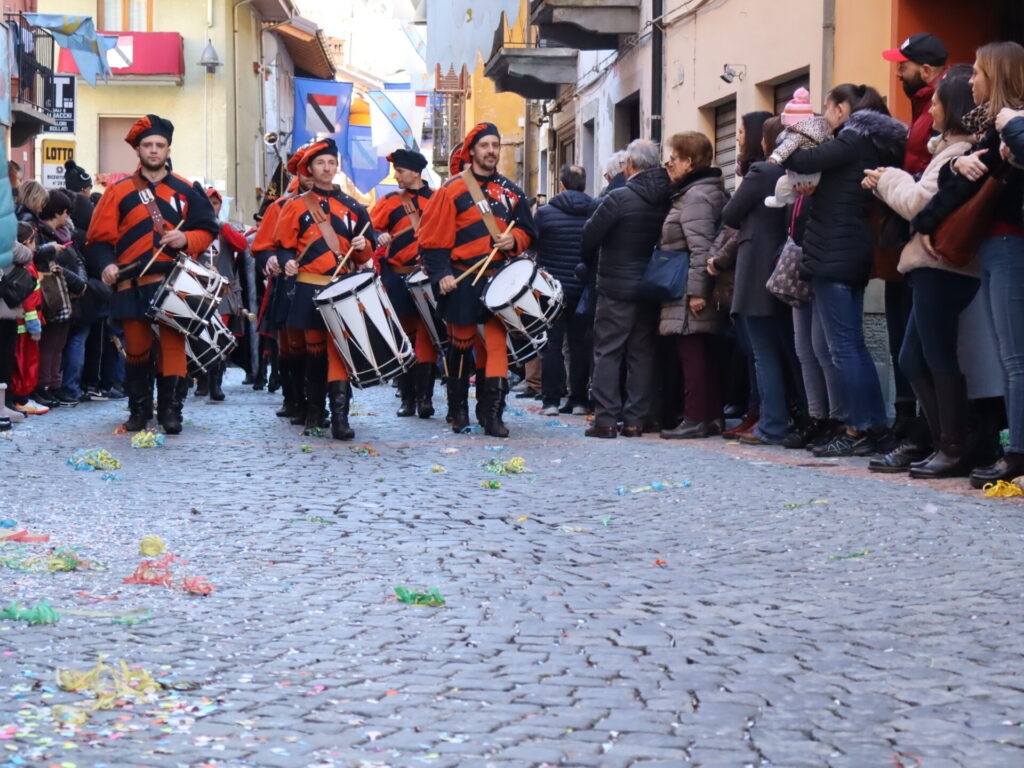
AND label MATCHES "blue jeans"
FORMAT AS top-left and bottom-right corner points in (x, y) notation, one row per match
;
(741, 314), (792, 442)
(61, 325), (90, 398)
(980, 235), (1024, 453)
(793, 304), (845, 421)
(811, 279), (886, 431)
